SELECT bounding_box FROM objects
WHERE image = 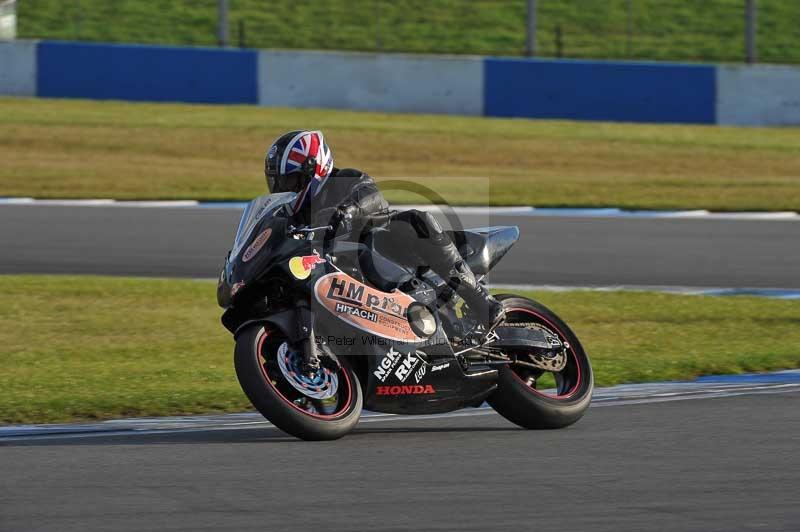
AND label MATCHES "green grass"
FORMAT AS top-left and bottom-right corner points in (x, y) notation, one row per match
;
(2, 274), (799, 425)
(2, 98), (800, 211)
(17, 0), (800, 64)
